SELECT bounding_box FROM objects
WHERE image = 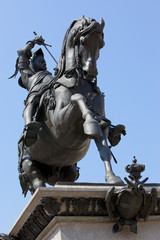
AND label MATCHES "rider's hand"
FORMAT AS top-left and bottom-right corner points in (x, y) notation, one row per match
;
(33, 36), (45, 45)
